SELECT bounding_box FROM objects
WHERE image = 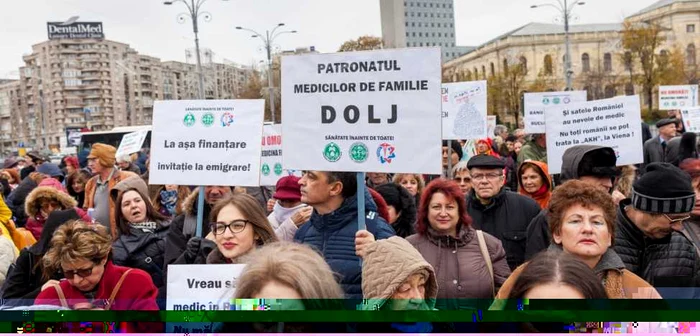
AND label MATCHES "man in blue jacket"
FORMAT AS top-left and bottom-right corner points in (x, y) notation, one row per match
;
(294, 171), (395, 299)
